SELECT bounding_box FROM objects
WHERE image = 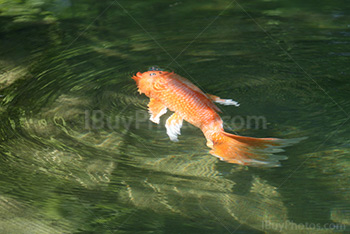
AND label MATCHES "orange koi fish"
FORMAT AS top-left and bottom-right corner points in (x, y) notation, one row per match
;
(132, 67), (302, 167)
